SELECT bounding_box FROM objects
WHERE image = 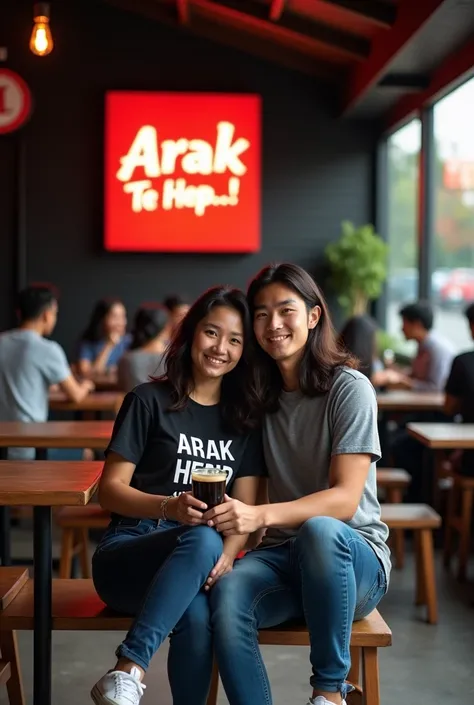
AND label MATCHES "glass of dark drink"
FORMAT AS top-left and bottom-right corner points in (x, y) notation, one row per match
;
(191, 468), (228, 510)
